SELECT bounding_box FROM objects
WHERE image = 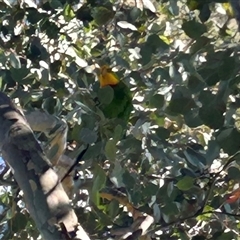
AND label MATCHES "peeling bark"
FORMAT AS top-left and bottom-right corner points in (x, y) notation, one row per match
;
(25, 109), (77, 196)
(25, 109), (68, 165)
(0, 92), (90, 240)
